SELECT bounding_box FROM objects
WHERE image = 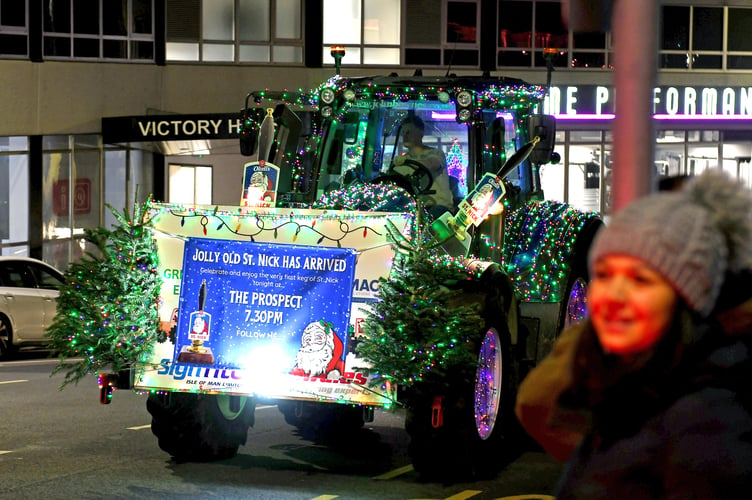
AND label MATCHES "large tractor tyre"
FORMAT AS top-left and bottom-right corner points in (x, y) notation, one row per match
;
(404, 306), (519, 482)
(147, 392), (255, 462)
(277, 401), (365, 442)
(559, 217), (604, 330)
